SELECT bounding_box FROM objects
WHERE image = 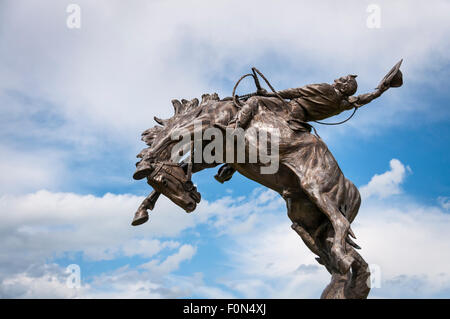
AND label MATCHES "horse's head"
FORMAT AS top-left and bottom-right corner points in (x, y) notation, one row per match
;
(134, 160), (201, 213)
(133, 95), (218, 212)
